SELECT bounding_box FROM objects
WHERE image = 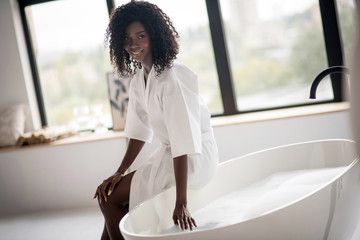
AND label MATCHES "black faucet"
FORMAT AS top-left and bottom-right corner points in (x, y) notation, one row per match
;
(310, 66), (349, 99)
